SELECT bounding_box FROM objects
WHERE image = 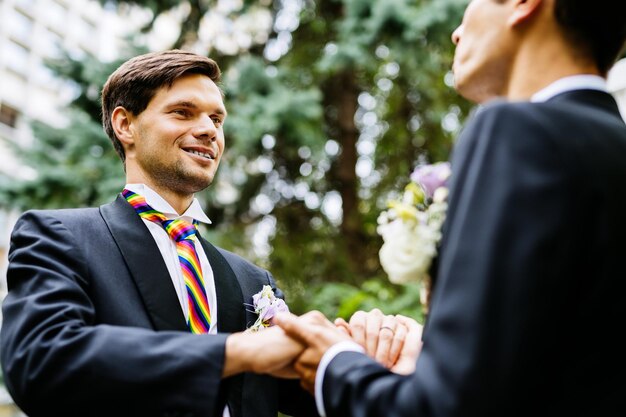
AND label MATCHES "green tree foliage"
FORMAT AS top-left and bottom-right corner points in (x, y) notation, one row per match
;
(212, 0), (472, 315)
(0, 0), (473, 319)
(0, 111), (123, 208)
